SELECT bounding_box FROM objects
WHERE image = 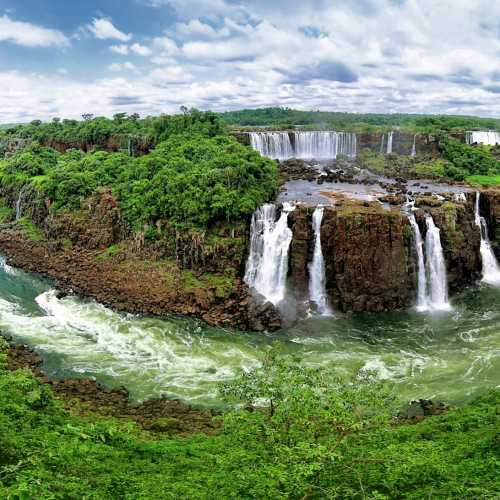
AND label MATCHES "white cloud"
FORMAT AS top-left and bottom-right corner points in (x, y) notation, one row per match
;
(130, 43), (152, 56)
(110, 44), (129, 55)
(88, 18), (132, 42)
(150, 66), (193, 84)
(3, 0), (500, 121)
(0, 15), (69, 47)
(109, 62), (137, 72)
